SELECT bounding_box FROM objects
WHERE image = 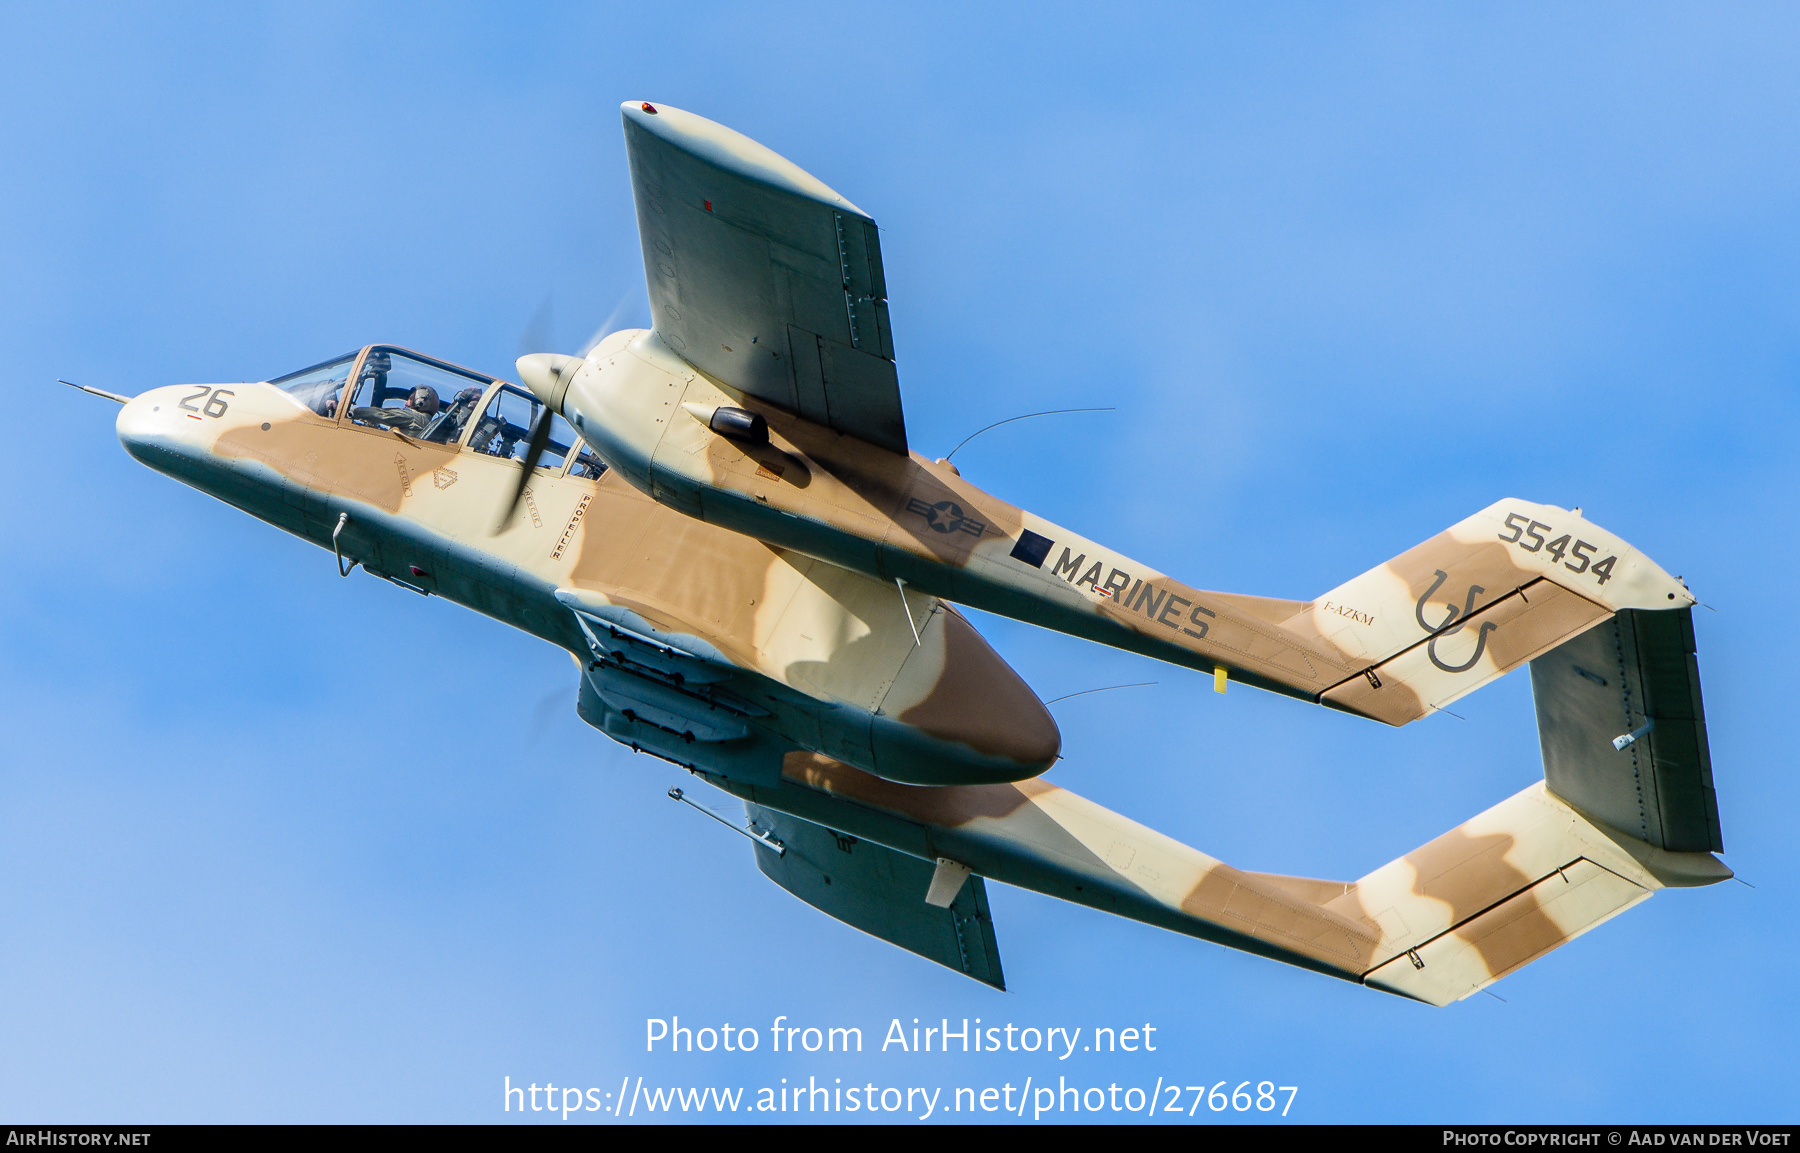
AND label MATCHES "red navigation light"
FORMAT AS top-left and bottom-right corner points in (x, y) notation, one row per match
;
(641, 102), (657, 114)
(704, 199), (712, 212)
